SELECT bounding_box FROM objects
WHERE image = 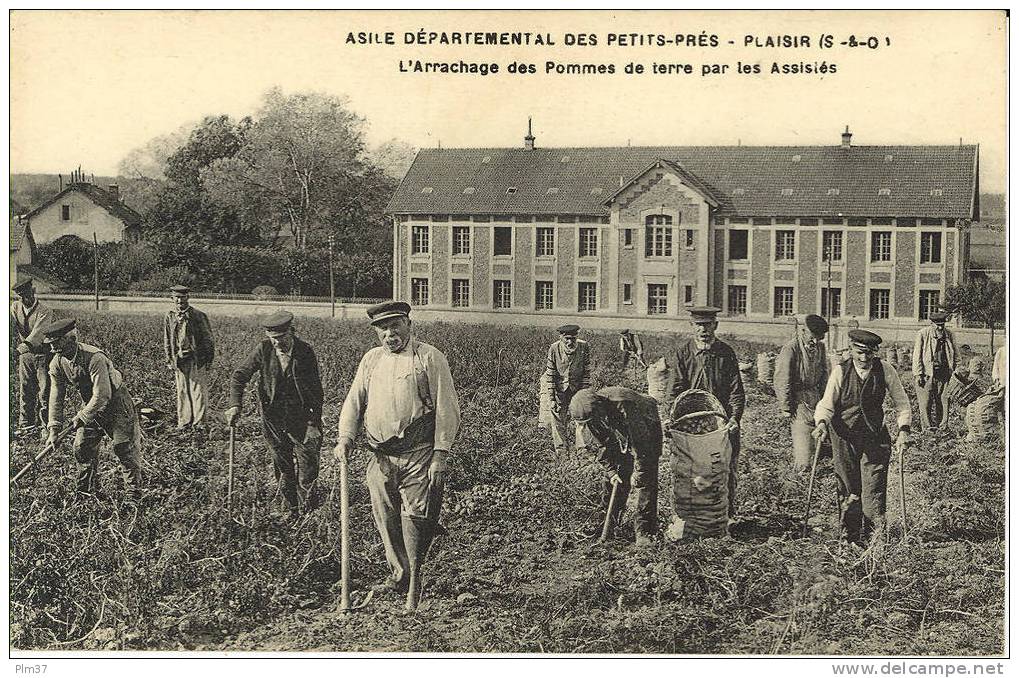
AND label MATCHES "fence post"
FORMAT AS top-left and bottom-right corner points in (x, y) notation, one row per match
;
(328, 235), (336, 318)
(93, 232), (99, 311)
